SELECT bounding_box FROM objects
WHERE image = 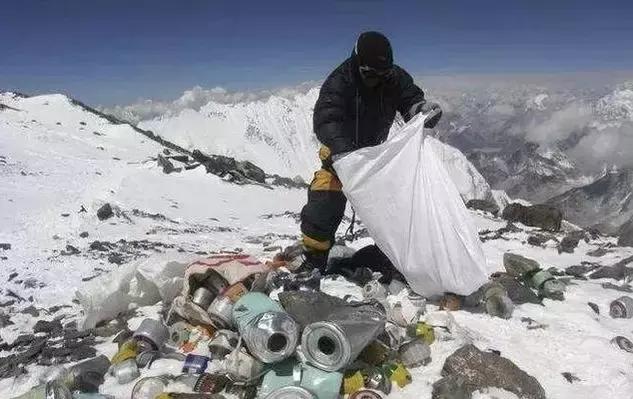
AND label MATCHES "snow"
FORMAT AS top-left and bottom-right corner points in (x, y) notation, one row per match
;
(2, 92), (633, 399)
